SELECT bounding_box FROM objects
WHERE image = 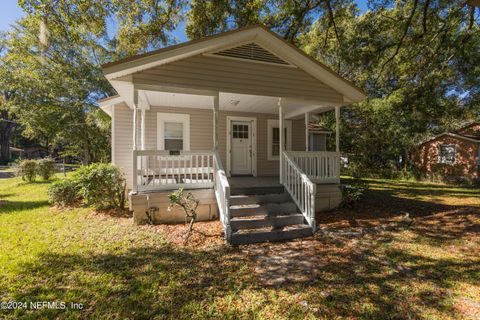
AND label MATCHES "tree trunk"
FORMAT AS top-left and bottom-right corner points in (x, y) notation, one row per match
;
(0, 116), (14, 164)
(0, 133), (10, 164)
(83, 145), (92, 163)
(0, 93), (15, 164)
